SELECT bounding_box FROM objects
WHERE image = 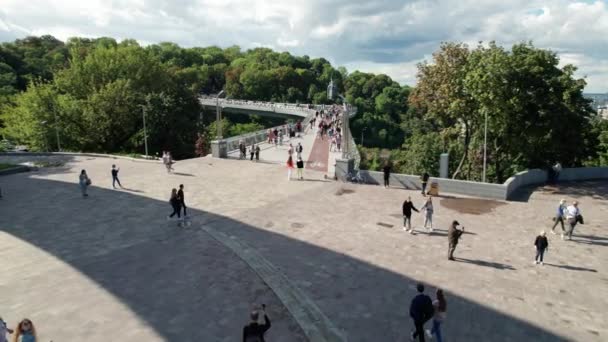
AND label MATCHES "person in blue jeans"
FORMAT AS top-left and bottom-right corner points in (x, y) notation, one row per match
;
(550, 199), (566, 236)
(426, 289), (447, 342)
